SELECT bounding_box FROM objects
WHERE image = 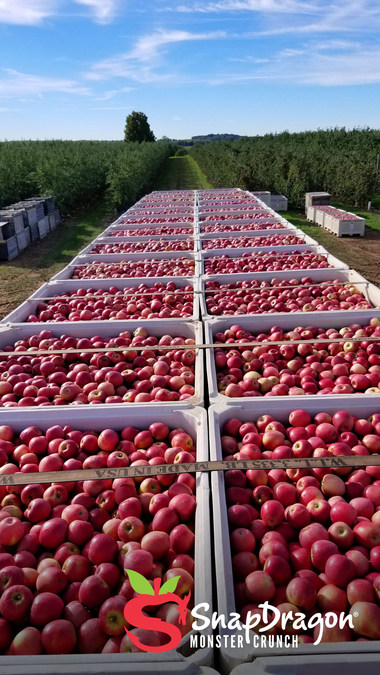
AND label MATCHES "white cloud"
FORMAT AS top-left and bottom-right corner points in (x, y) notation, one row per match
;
(73, 0), (120, 24)
(0, 69), (90, 96)
(87, 29), (225, 83)
(175, 0), (316, 14)
(0, 0), (122, 25)
(93, 87), (133, 101)
(91, 105), (130, 110)
(0, 0), (59, 25)
(211, 41), (380, 87)
(295, 47), (380, 85)
(130, 29), (225, 61)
